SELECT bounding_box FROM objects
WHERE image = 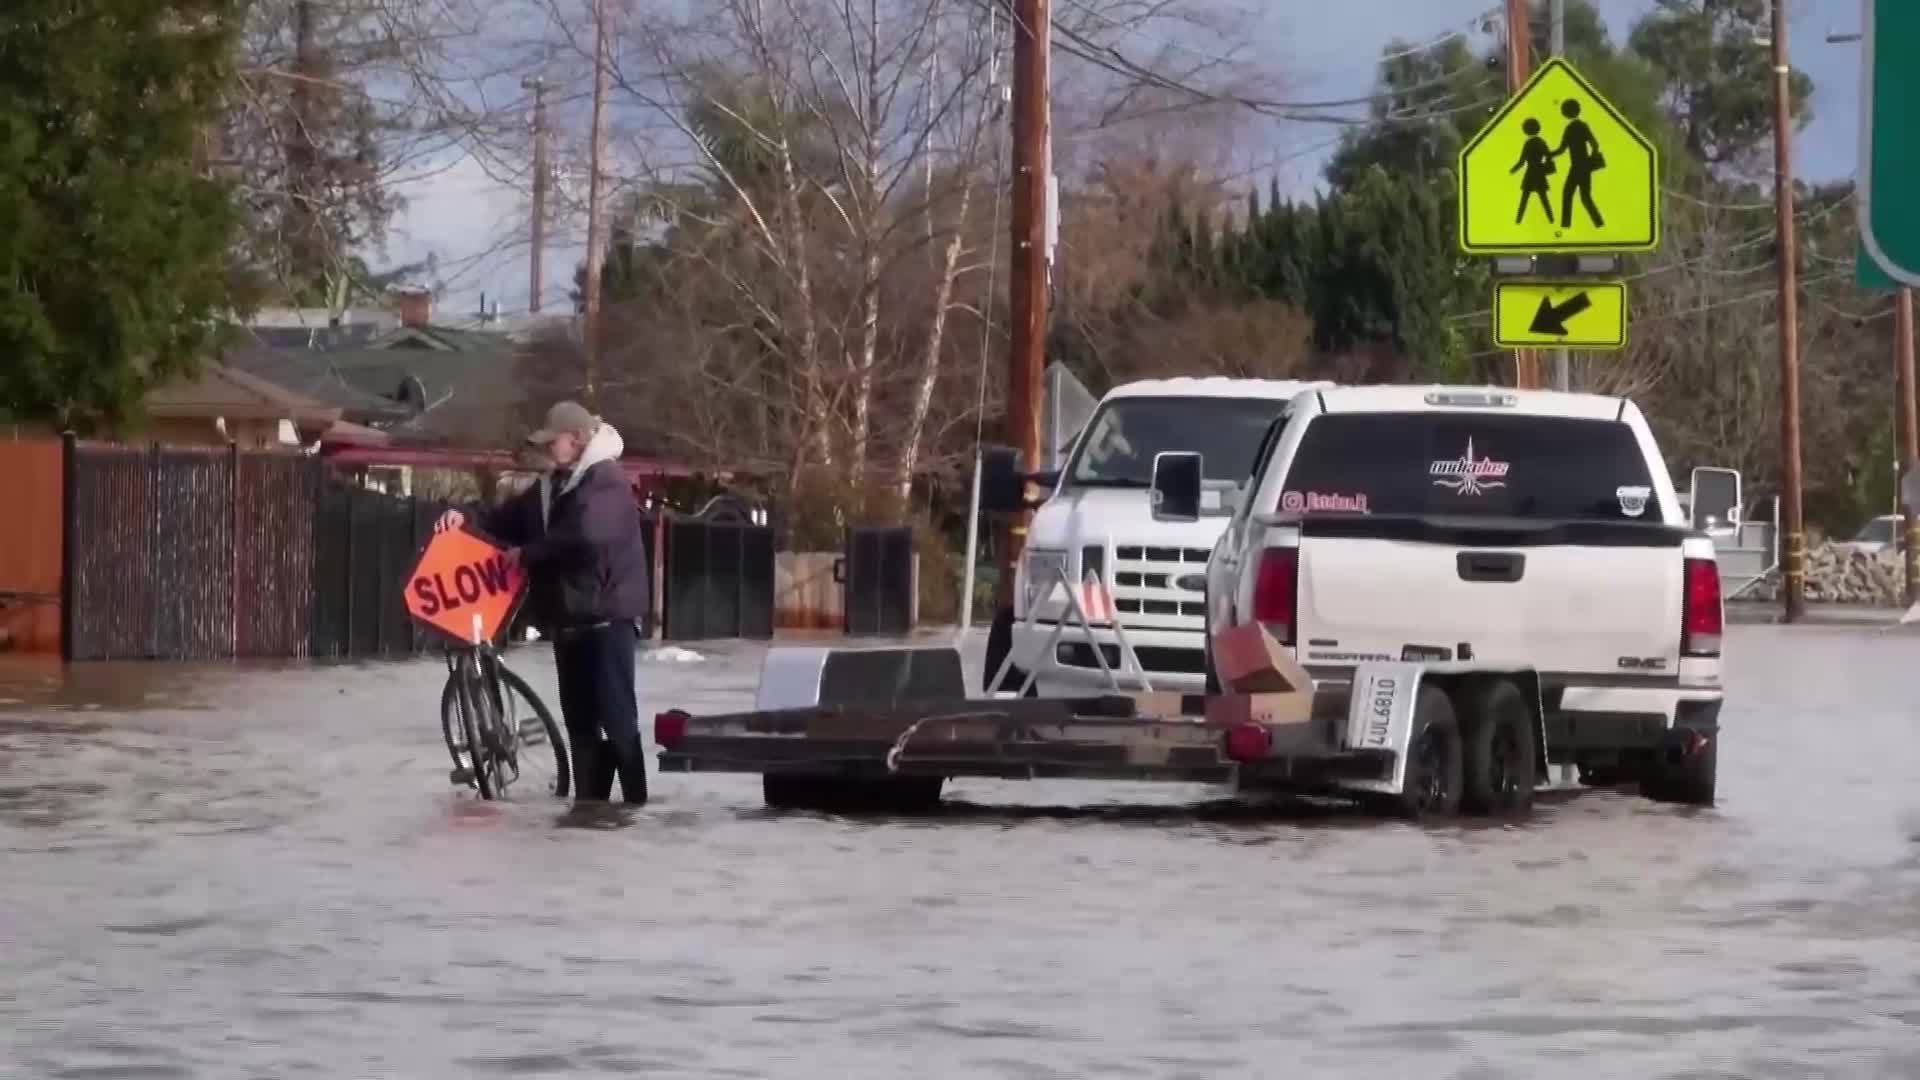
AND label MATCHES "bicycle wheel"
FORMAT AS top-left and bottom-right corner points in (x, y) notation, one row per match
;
(453, 653), (498, 800)
(493, 664), (571, 799)
(440, 674), (470, 771)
